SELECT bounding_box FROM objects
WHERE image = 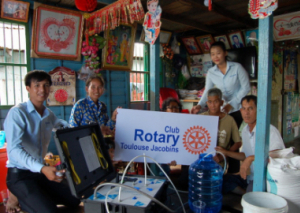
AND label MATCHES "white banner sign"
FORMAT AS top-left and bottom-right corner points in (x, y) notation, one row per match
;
(114, 109), (219, 165)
